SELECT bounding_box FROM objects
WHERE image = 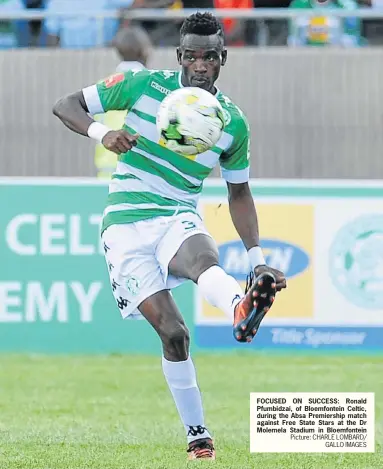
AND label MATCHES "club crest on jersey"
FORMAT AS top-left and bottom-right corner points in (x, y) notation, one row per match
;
(103, 73), (124, 88)
(162, 71), (175, 79)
